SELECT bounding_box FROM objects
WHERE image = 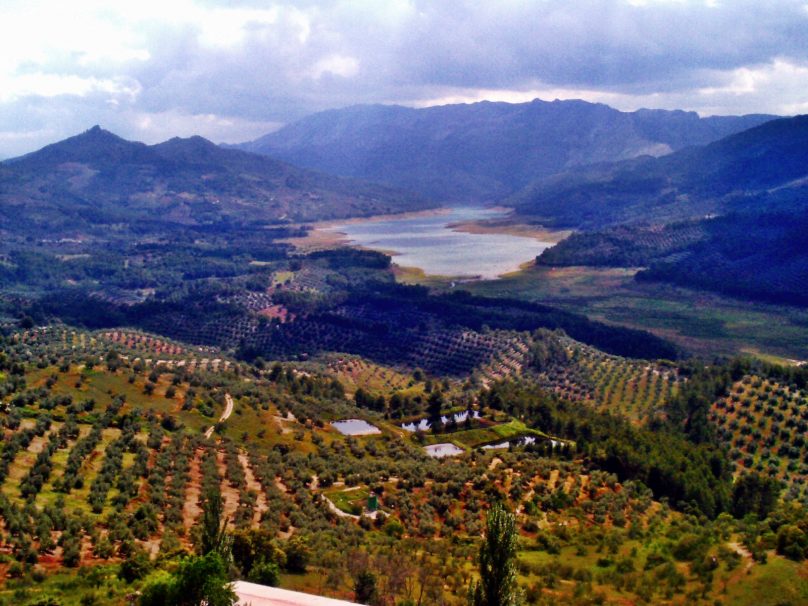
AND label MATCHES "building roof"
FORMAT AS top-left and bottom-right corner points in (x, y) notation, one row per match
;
(234, 581), (362, 606)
